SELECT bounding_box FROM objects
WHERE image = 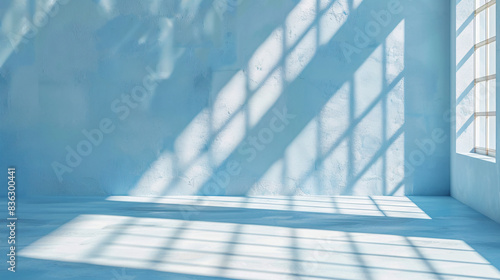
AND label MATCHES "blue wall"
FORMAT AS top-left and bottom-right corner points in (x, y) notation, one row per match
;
(452, 0), (500, 223)
(0, 0), (450, 197)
